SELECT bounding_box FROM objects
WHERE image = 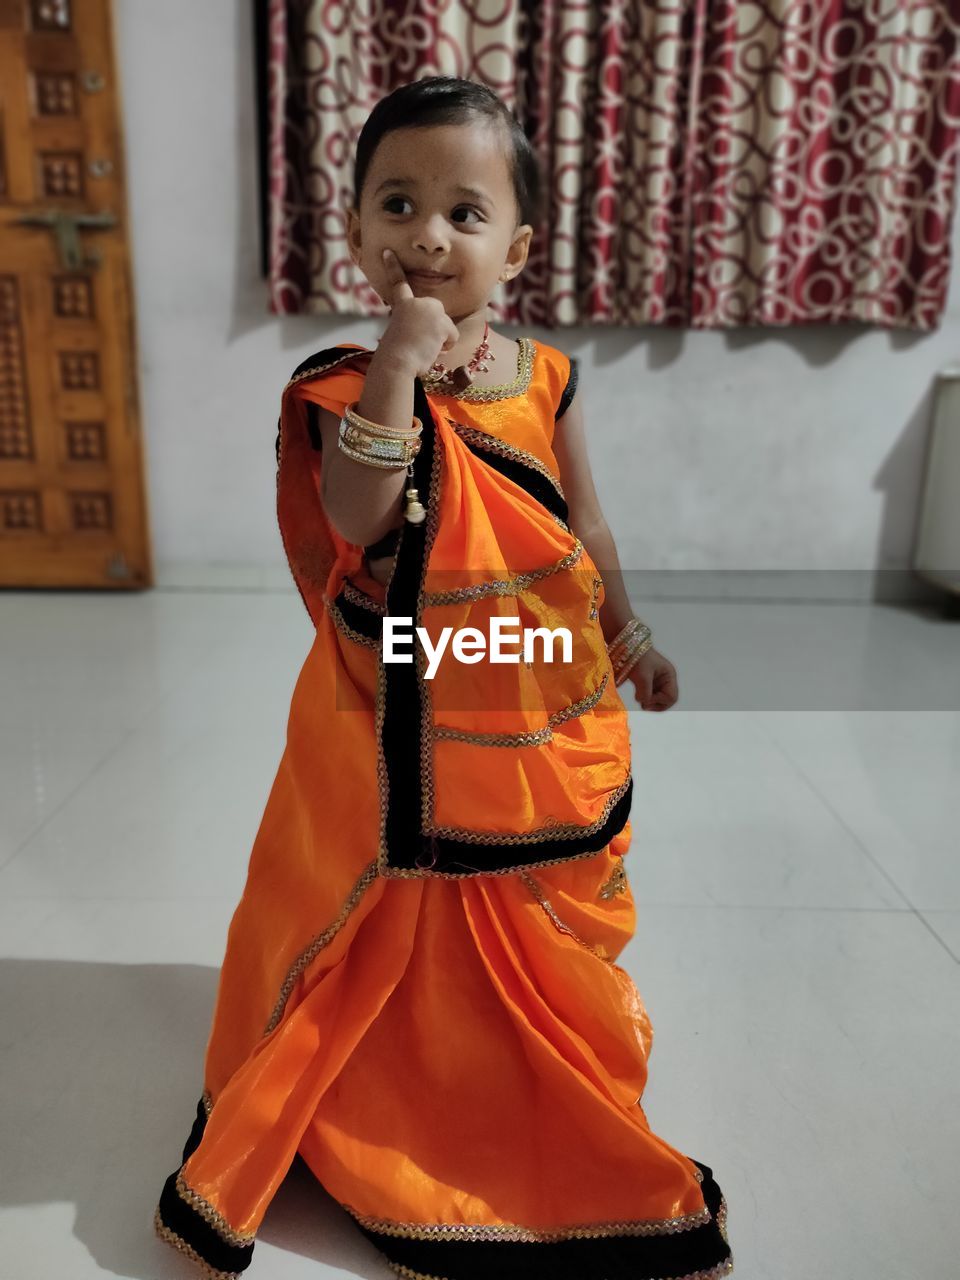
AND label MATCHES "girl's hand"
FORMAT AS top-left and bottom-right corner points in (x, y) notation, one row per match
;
(375, 248), (460, 378)
(620, 647), (678, 712)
